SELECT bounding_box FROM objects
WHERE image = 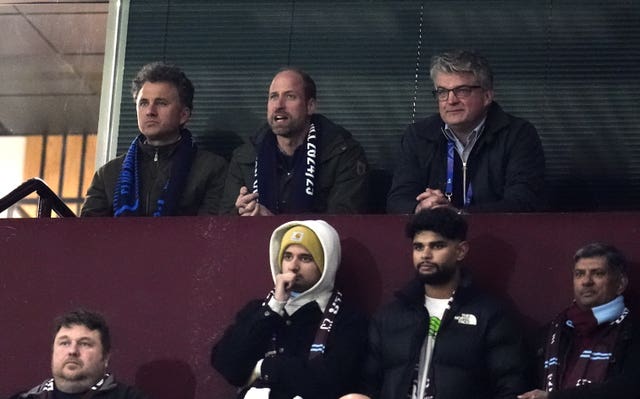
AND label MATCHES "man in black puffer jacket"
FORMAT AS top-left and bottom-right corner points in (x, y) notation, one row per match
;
(352, 208), (529, 399)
